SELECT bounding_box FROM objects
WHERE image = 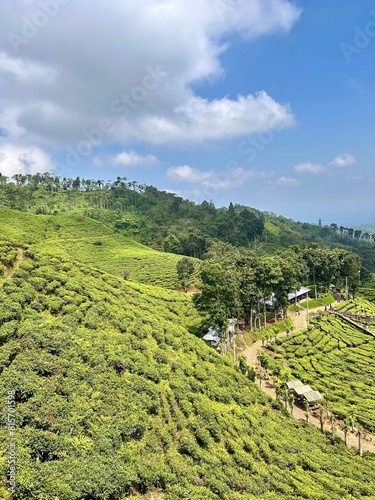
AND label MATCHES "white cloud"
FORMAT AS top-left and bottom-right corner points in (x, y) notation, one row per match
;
(95, 150), (159, 167)
(277, 176), (299, 186)
(0, 140), (54, 178)
(0, 52), (55, 81)
(167, 164), (272, 191)
(329, 154), (357, 167)
(294, 162), (324, 174)
(0, 0), (300, 153)
(134, 92), (295, 144)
